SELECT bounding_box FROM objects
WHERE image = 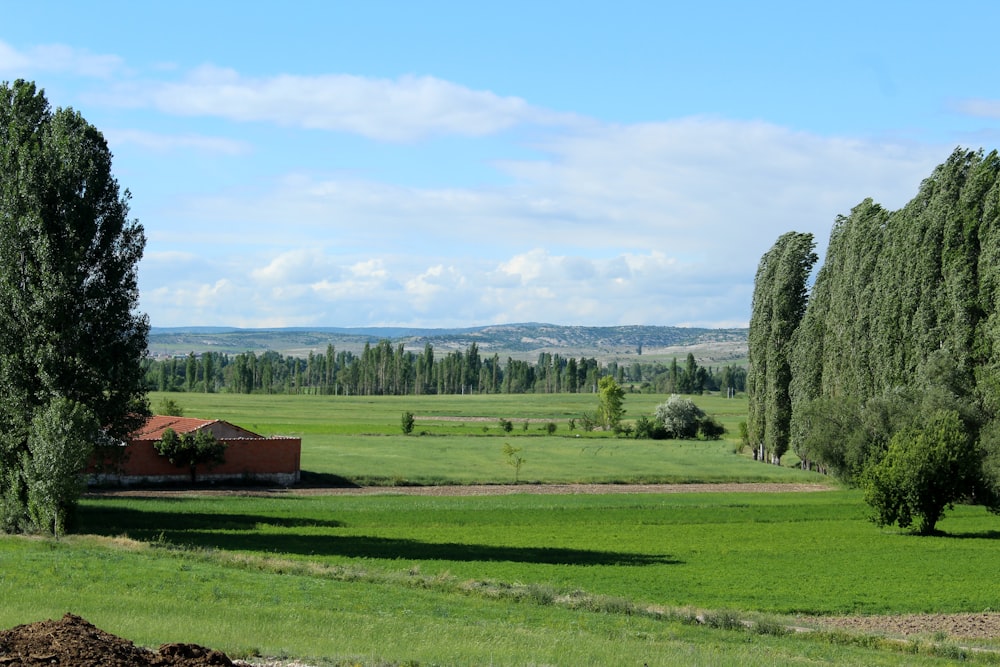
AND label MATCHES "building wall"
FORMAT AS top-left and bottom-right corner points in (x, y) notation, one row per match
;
(91, 436), (302, 487)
